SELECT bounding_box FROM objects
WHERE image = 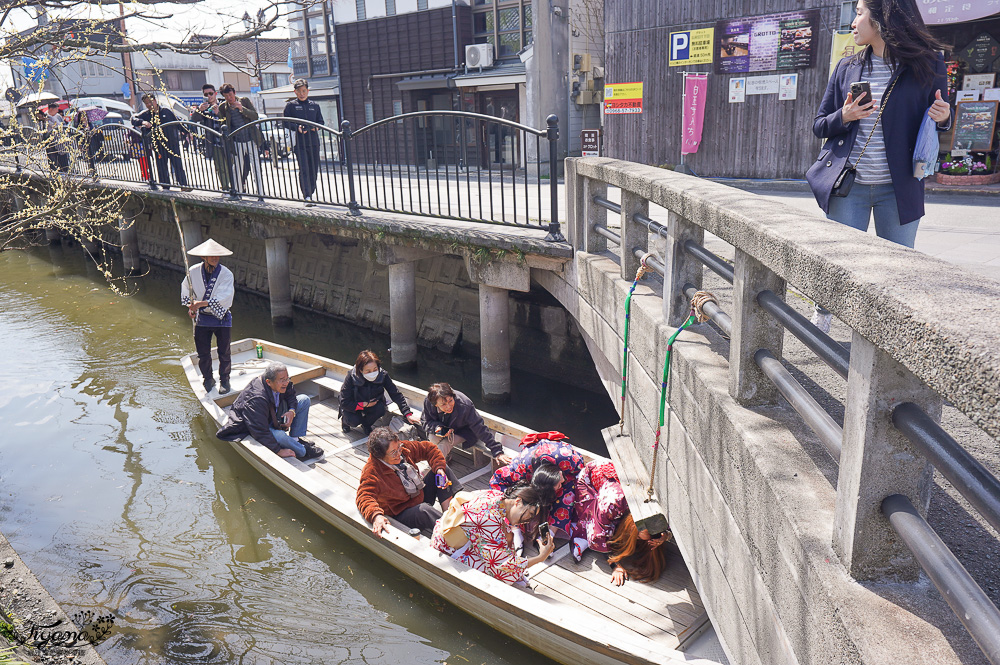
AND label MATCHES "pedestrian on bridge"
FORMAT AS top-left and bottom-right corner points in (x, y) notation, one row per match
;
(805, 0), (951, 330)
(218, 83), (265, 201)
(282, 79), (324, 205)
(191, 84), (231, 193)
(134, 94), (190, 192)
